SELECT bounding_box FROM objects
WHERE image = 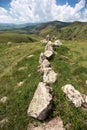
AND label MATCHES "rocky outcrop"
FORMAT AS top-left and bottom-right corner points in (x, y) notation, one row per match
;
(28, 116), (65, 130)
(43, 69), (57, 84)
(27, 82), (53, 120)
(62, 84), (87, 108)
